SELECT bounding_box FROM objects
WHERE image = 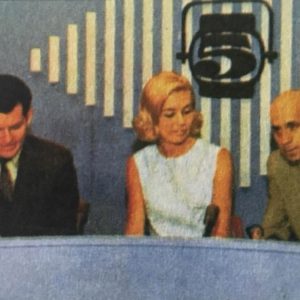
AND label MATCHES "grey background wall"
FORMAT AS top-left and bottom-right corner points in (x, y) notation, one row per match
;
(0, 0), (298, 234)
